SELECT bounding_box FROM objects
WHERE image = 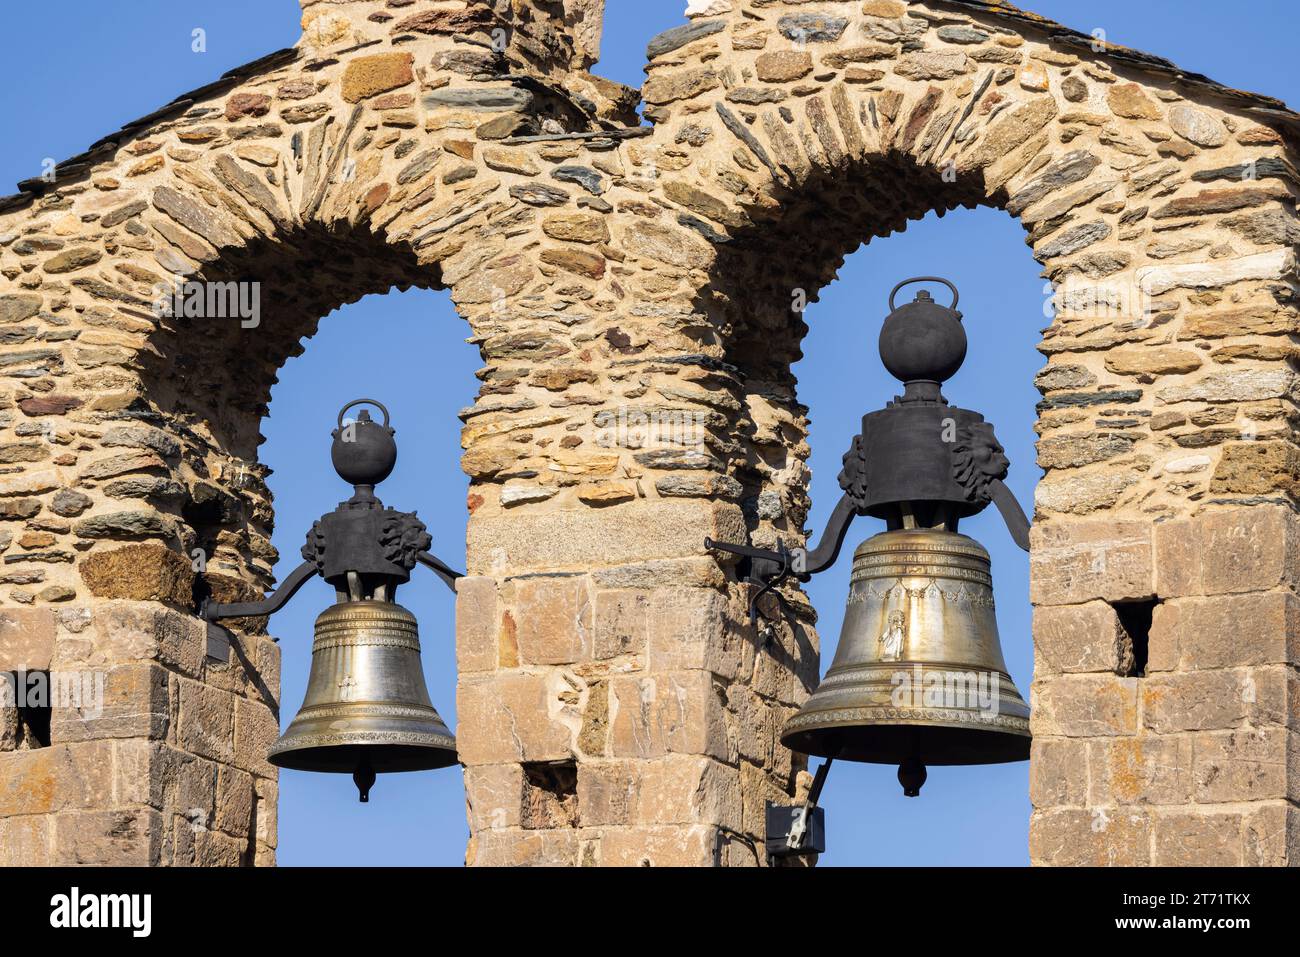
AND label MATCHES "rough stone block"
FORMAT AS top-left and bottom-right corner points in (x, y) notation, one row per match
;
(176, 677), (236, 765)
(82, 602), (204, 679)
(592, 588), (649, 659)
(1243, 802), (1298, 866)
(596, 824), (718, 866)
(0, 814), (50, 865)
(636, 755), (740, 828)
(457, 673), (573, 765)
(1033, 601), (1129, 675)
(78, 542), (194, 607)
(1156, 506), (1300, 598)
(1030, 521), (1153, 606)
(50, 662), (169, 743)
(1153, 810), (1242, 866)
(464, 763), (525, 831)
(455, 576), (499, 674)
(1142, 671), (1248, 733)
(342, 52), (414, 103)
(232, 694), (279, 778)
(468, 827), (579, 867)
(1029, 807), (1152, 866)
(466, 502), (745, 574)
(1031, 675), (1139, 737)
(1029, 737), (1088, 808)
(1088, 735), (1192, 806)
(0, 607), (56, 670)
(575, 760), (637, 826)
(0, 741), (114, 816)
(214, 764), (255, 838)
(608, 670), (731, 761)
(50, 808), (162, 866)
(512, 575), (593, 665)
(1193, 728), (1292, 803)
(1150, 592), (1298, 672)
(646, 587), (744, 679)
